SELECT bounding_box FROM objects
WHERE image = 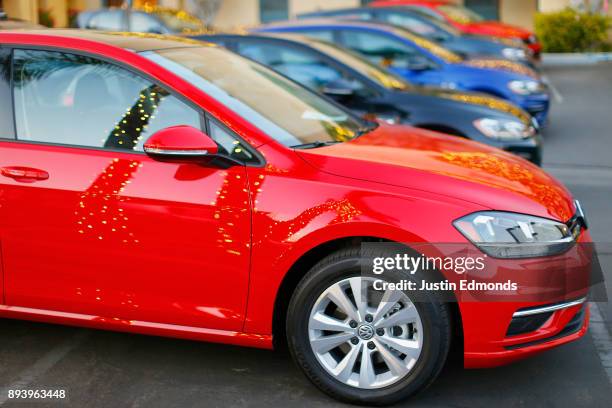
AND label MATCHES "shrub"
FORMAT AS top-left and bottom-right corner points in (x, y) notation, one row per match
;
(535, 8), (611, 52)
(38, 8), (55, 28)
